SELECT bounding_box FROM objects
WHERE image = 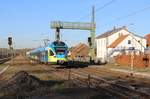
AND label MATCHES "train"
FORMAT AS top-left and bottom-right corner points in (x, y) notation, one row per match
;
(26, 41), (68, 65)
